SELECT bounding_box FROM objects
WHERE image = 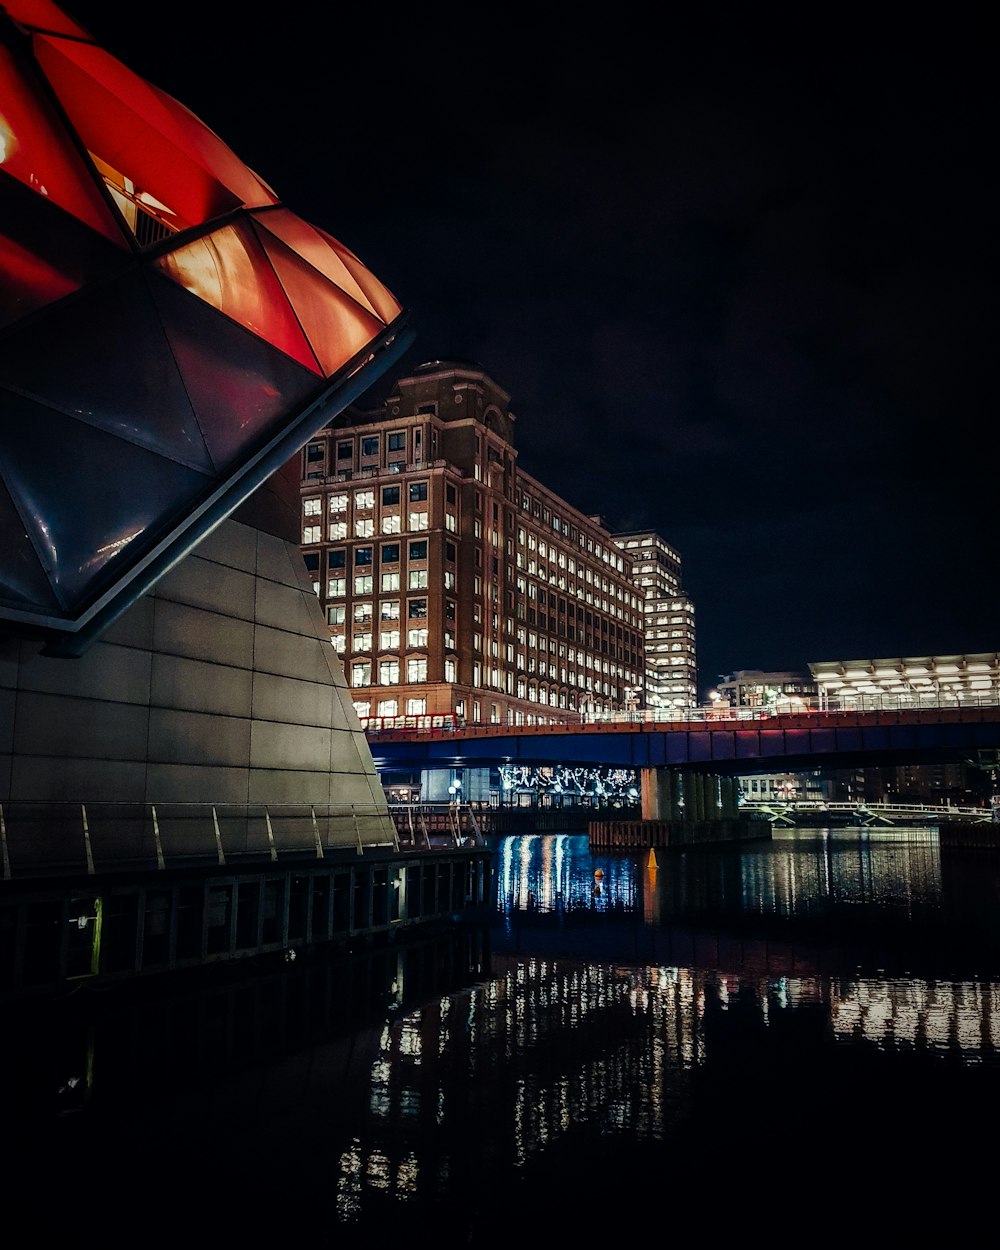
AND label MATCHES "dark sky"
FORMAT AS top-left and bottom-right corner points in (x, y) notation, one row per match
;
(63, 2), (997, 697)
